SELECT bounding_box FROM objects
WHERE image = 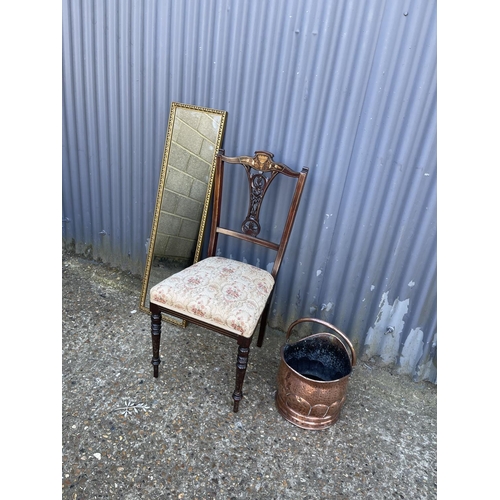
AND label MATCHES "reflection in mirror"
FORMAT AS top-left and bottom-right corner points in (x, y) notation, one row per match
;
(139, 102), (228, 326)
